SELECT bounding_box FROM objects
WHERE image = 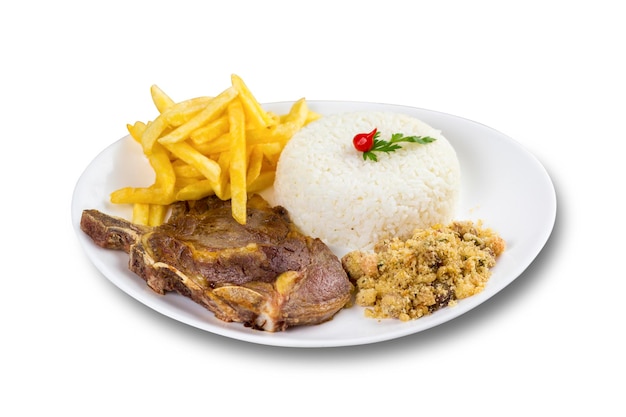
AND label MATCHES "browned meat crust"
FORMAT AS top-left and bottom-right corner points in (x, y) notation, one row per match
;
(81, 195), (352, 331)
